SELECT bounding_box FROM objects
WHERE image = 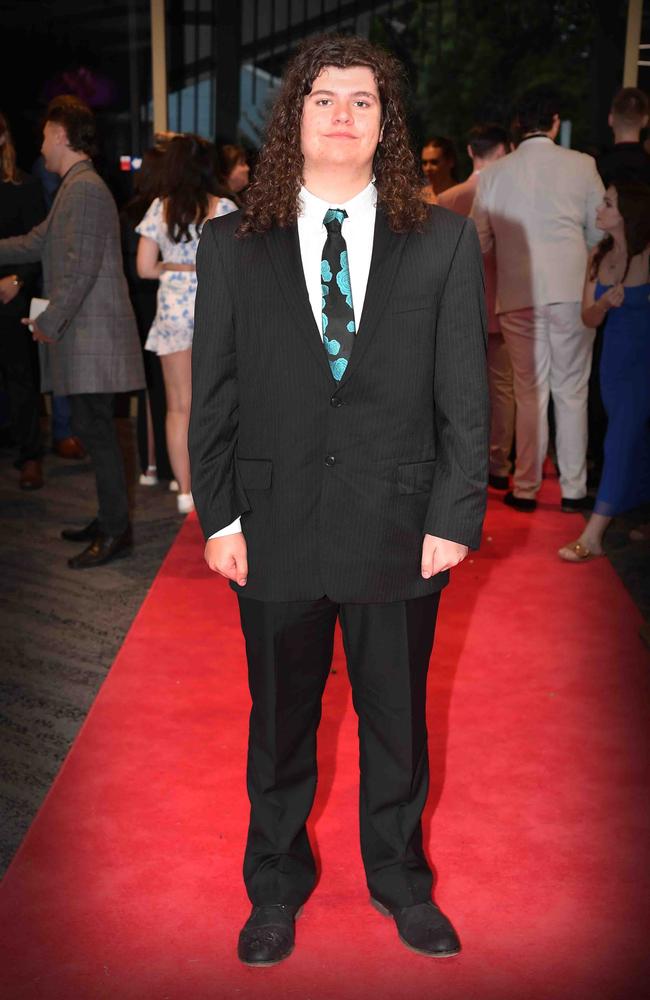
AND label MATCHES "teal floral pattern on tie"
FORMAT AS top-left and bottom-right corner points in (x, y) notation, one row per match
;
(321, 209), (356, 382)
